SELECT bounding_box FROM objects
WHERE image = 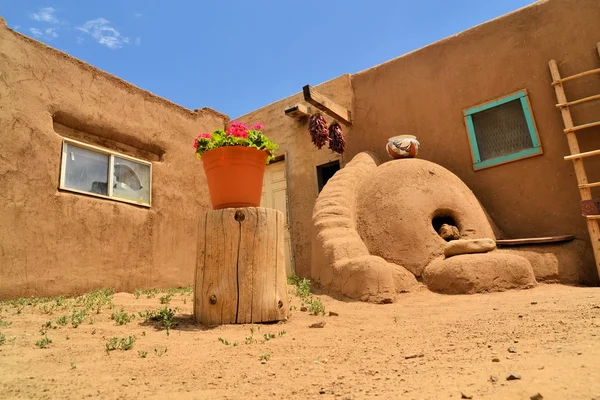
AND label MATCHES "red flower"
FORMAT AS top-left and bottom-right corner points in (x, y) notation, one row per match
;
(226, 121), (249, 139)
